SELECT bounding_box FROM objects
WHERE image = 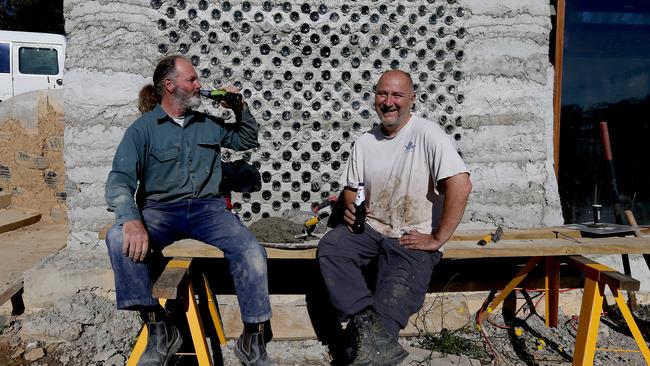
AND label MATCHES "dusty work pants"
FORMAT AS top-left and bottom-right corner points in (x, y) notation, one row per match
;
(317, 224), (442, 338)
(105, 197), (272, 324)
